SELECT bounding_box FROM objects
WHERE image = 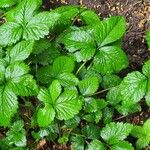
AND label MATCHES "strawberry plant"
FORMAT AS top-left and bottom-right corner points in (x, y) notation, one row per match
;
(0, 0), (150, 149)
